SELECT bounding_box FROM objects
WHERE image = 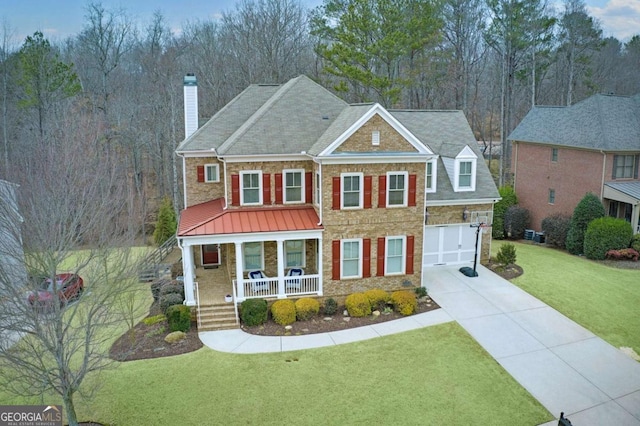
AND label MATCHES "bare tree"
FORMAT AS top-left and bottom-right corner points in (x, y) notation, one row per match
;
(0, 21), (17, 176)
(0, 106), (141, 426)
